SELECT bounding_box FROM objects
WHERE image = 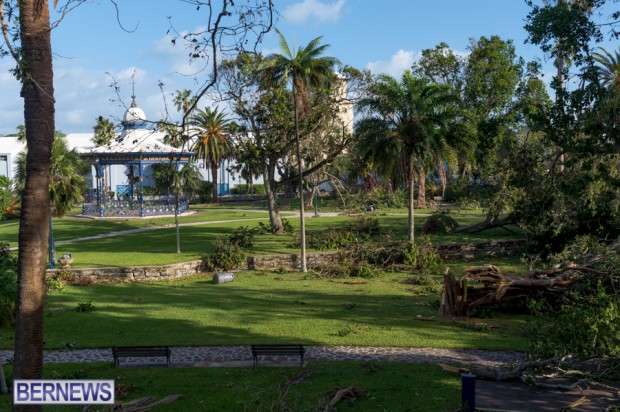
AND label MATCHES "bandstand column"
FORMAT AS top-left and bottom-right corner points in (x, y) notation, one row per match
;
(139, 160), (145, 217)
(97, 162), (104, 217)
